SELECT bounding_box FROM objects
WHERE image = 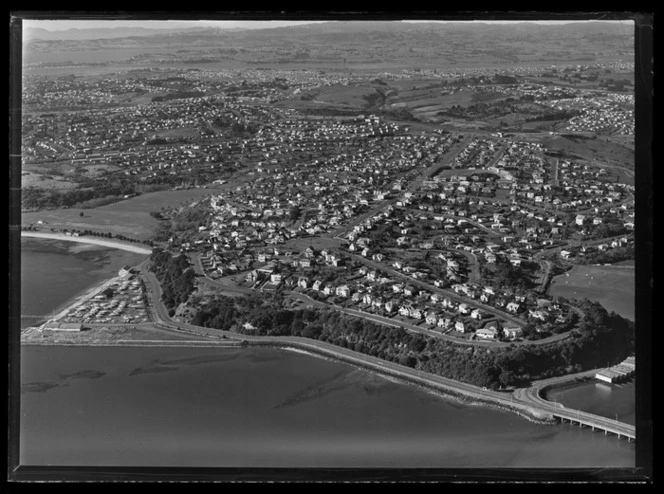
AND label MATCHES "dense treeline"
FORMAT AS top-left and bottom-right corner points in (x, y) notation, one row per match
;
(480, 258), (538, 291)
(577, 245), (634, 265)
(151, 91), (205, 102)
(149, 248), (197, 313)
(22, 181), (136, 210)
(189, 292), (634, 389)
